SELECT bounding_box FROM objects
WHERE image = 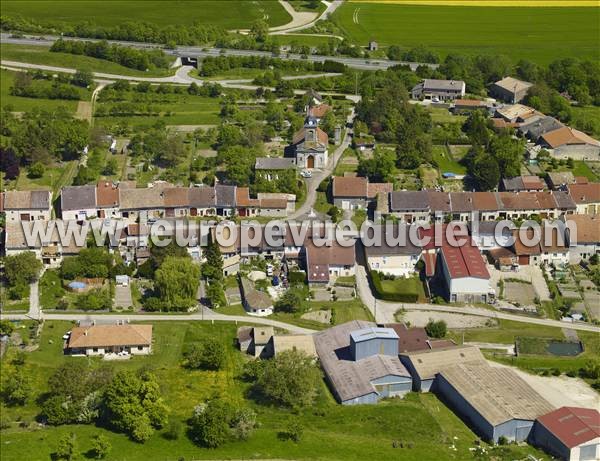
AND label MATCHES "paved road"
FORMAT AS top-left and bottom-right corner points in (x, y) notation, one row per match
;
(354, 261), (600, 333)
(2, 61), (359, 102)
(286, 107), (355, 220)
(0, 33), (438, 71)
(271, 0), (344, 35)
(1, 307), (316, 334)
